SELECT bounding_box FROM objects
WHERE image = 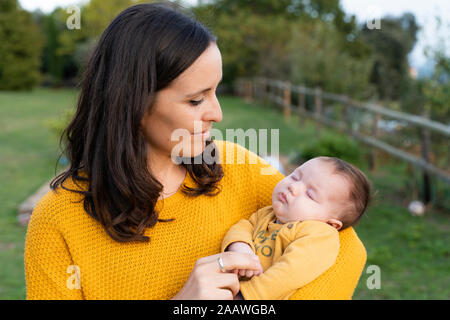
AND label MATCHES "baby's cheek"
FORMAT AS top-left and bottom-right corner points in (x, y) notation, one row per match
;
(287, 200), (305, 220)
